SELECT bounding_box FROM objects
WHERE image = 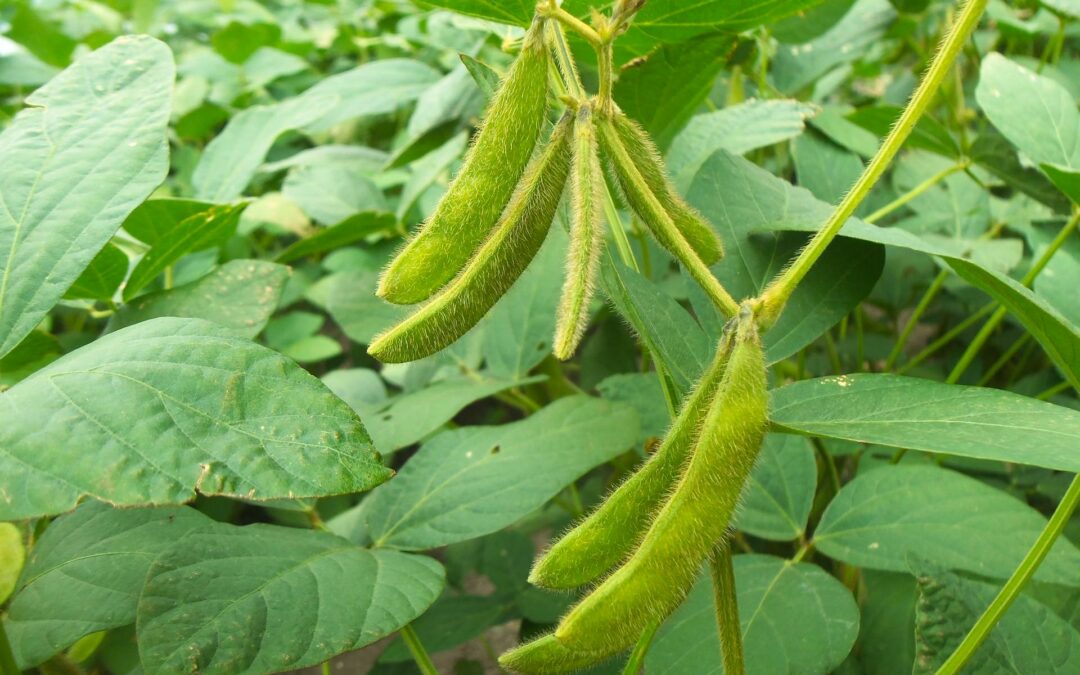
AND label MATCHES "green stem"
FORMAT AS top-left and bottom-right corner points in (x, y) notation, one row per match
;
(0, 619), (19, 675)
(544, 4), (603, 47)
(864, 161), (969, 225)
(975, 332), (1030, 386)
(399, 624), (437, 675)
(710, 542), (745, 675)
(947, 208), (1080, 384)
(896, 303), (993, 373)
(885, 268), (950, 371)
(621, 621), (659, 675)
(1036, 380), (1070, 401)
(758, 0), (987, 326)
(937, 474), (1080, 674)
